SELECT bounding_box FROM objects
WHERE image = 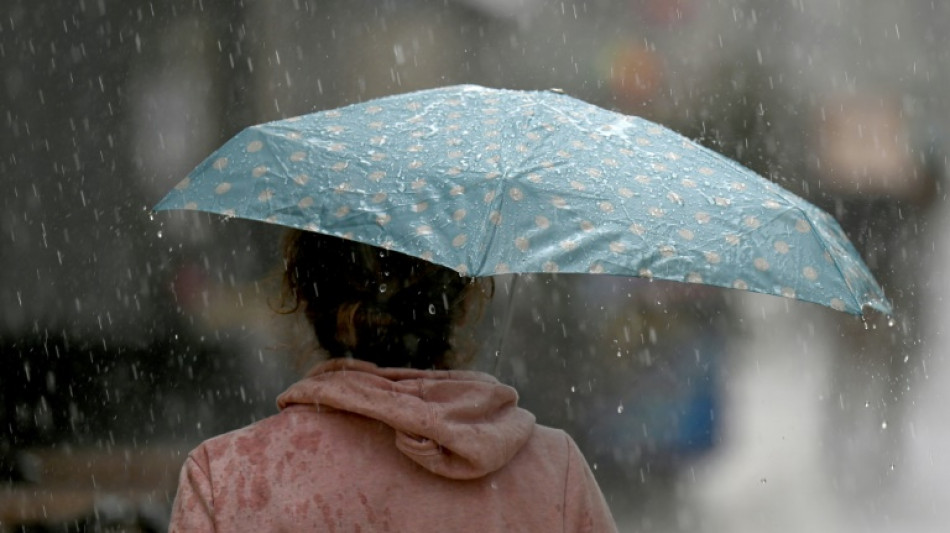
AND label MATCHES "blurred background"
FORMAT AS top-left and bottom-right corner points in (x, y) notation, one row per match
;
(2, 0), (948, 531)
